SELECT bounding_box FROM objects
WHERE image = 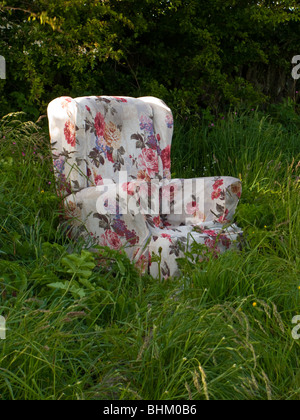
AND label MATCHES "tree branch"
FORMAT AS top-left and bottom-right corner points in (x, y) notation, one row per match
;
(0, 6), (37, 16)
